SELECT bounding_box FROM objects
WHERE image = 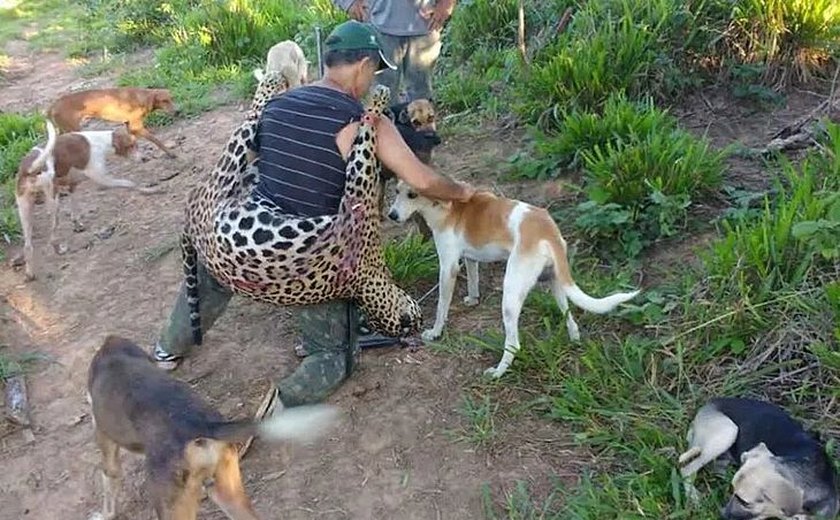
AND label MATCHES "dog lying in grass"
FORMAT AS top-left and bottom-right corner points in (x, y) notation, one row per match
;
(387, 181), (640, 378)
(86, 335), (338, 520)
(679, 397), (839, 520)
